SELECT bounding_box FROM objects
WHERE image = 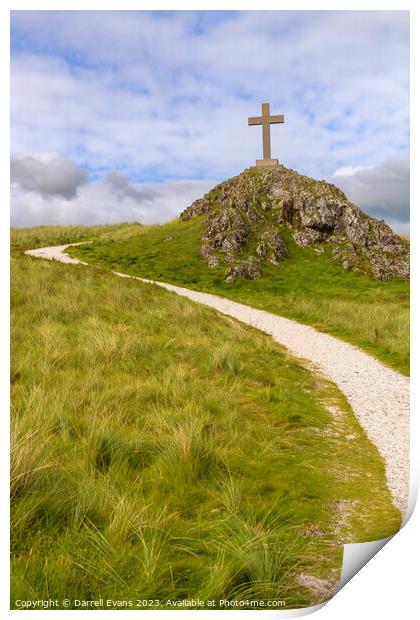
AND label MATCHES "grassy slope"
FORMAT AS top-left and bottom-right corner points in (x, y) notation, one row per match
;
(11, 244), (400, 610)
(63, 219), (409, 375)
(10, 223), (144, 253)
